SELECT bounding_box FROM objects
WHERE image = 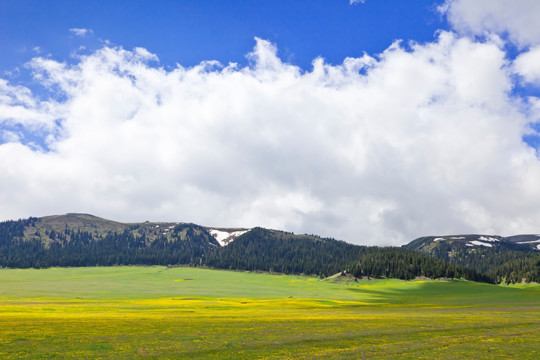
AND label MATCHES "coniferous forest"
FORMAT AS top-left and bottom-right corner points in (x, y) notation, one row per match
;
(403, 235), (540, 284)
(1, 216), (538, 284)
